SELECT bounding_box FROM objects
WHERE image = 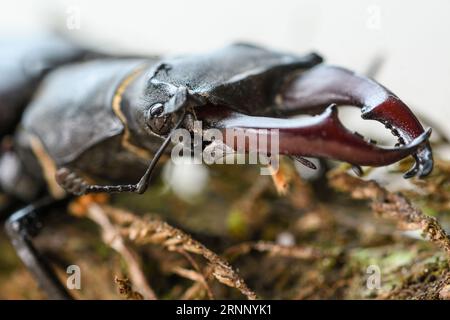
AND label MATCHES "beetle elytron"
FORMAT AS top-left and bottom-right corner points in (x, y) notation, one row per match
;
(0, 34), (433, 299)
